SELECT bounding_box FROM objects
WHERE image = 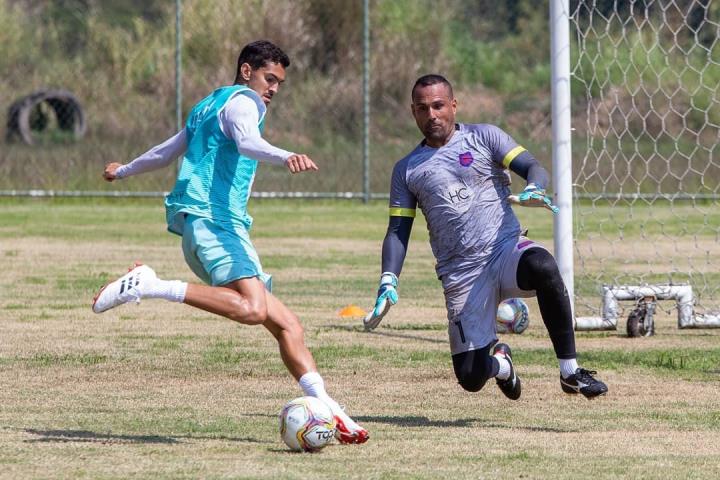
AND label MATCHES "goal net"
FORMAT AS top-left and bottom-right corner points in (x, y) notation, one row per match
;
(568, 1), (720, 329)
